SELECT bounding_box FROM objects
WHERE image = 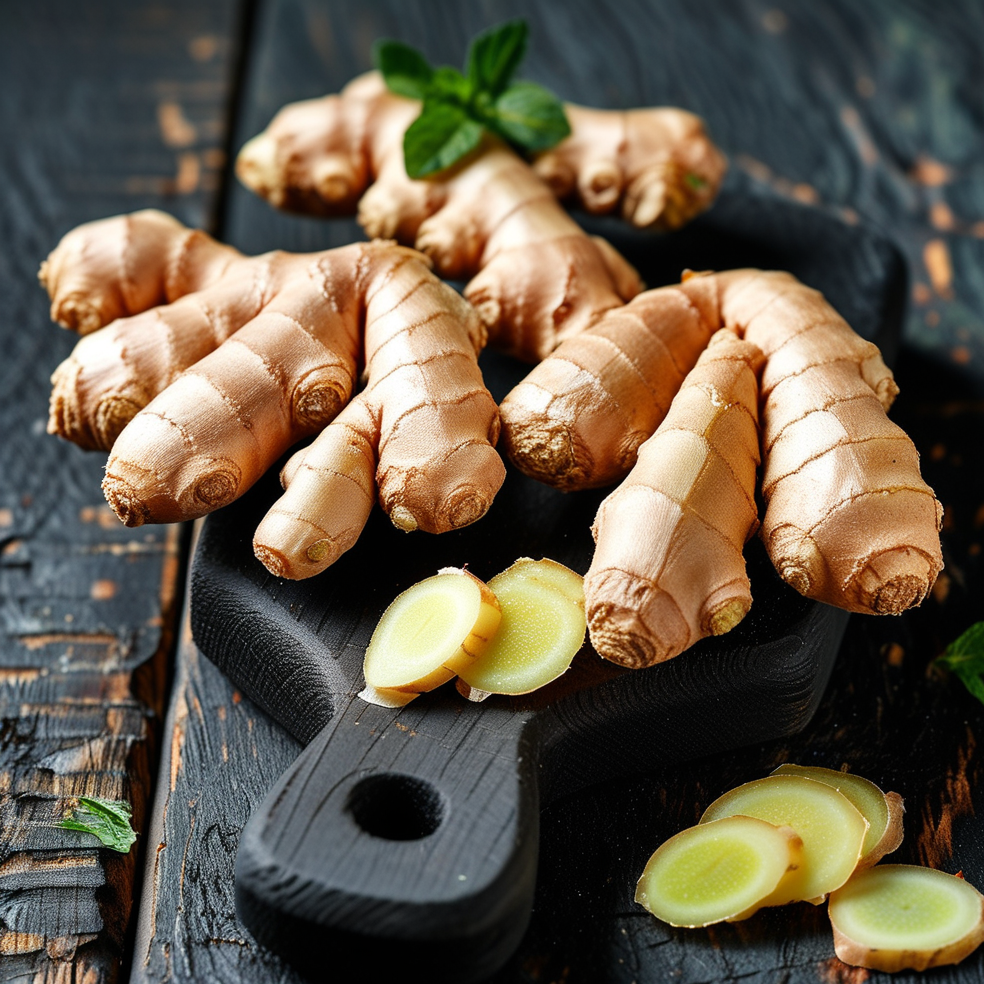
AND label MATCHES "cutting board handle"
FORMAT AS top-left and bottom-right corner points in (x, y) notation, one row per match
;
(236, 696), (539, 983)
